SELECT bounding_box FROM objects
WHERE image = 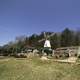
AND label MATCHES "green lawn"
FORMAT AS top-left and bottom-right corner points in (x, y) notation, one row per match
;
(0, 57), (80, 80)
